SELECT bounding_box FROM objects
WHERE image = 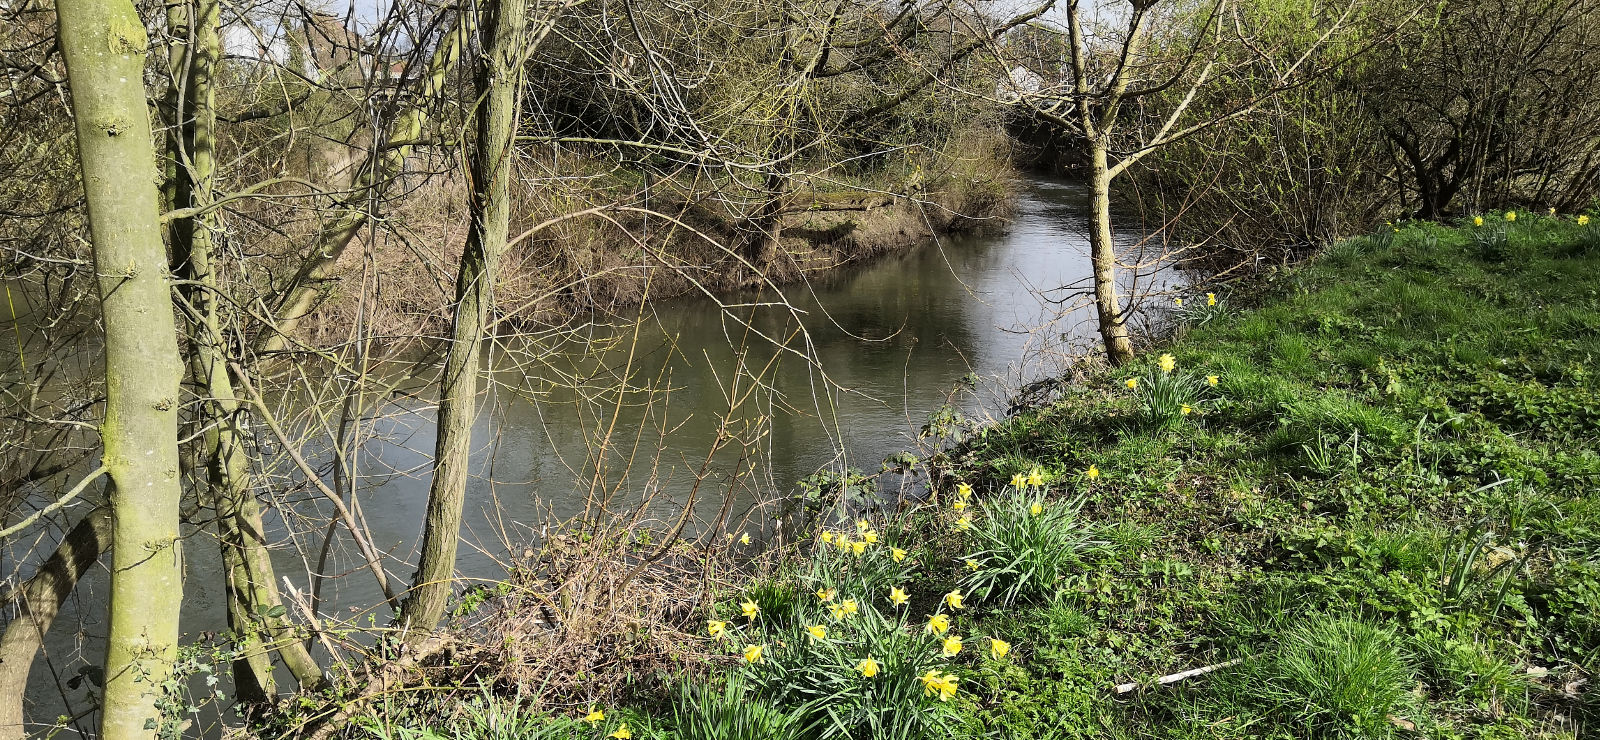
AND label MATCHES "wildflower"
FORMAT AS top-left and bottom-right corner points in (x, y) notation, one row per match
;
(957, 482), (973, 499)
(1207, 293), (1216, 306)
(835, 536), (851, 552)
(1206, 375), (1219, 387)
(1027, 467), (1044, 487)
(989, 637), (1011, 660)
(584, 707), (605, 725)
(1474, 216), (1484, 226)
(954, 515), (971, 531)
(919, 670), (958, 701)
(1506, 211), (1517, 222)
(609, 724), (631, 739)
(850, 540), (867, 556)
(944, 590), (965, 610)
(1029, 502), (1043, 517)
(1180, 404), (1192, 416)
(1550, 207), (1558, 216)
(891, 547), (907, 562)
(889, 587), (910, 606)
(841, 598), (859, 616)
(862, 529), (879, 544)
(1010, 472), (1028, 488)
(707, 620), (727, 639)
(928, 613), (951, 634)
(739, 532), (751, 545)
(740, 600), (759, 620)
(942, 635), (964, 657)
(856, 519), (870, 534)
(816, 587), (836, 602)
(1086, 464), (1100, 480)
(965, 558), (980, 571)
(1580, 215), (1591, 226)
(820, 530), (834, 544)
(1159, 353), (1176, 374)
(952, 499), (967, 511)
(743, 644), (764, 663)
(1125, 377), (1138, 389)
(1175, 297), (1184, 307)
(806, 625), (827, 642)
(857, 658), (880, 678)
